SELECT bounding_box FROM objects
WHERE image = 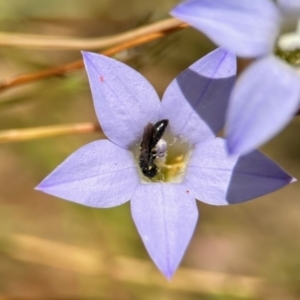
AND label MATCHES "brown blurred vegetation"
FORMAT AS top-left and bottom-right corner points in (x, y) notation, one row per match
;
(1, 0), (300, 299)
